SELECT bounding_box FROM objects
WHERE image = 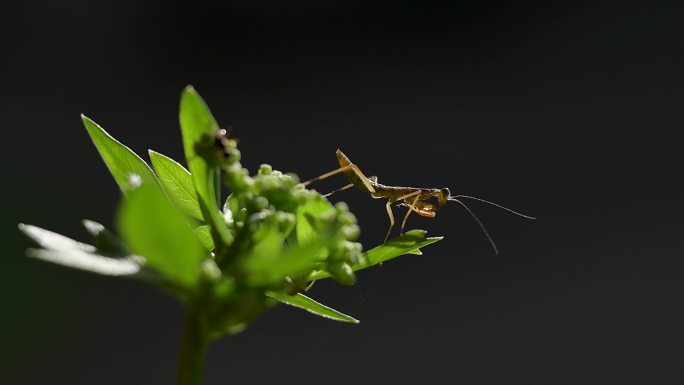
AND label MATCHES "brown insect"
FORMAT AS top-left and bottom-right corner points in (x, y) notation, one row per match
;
(302, 149), (535, 254)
